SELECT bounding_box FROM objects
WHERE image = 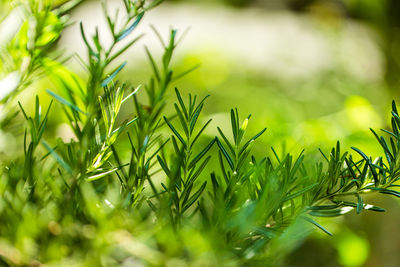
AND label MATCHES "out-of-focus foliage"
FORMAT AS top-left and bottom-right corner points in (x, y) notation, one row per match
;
(165, 0), (400, 94)
(1, 0), (400, 266)
(0, 0), (83, 103)
(0, 0), (83, 159)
